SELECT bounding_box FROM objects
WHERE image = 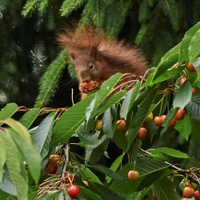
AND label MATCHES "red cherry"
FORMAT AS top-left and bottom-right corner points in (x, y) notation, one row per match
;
(65, 172), (75, 183)
(67, 185), (80, 198)
(194, 190), (200, 200)
(186, 63), (196, 72)
(183, 186), (194, 198)
(128, 170), (139, 181)
(169, 118), (176, 128)
(175, 108), (185, 120)
(180, 77), (187, 85)
(192, 88), (197, 94)
(136, 127), (148, 140)
(154, 115), (165, 127)
(46, 164), (58, 174)
(152, 192), (158, 200)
